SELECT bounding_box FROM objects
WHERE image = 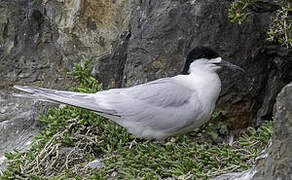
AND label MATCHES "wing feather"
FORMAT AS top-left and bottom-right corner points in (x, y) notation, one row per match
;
(124, 78), (193, 107)
(102, 78), (202, 138)
(13, 85), (119, 116)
